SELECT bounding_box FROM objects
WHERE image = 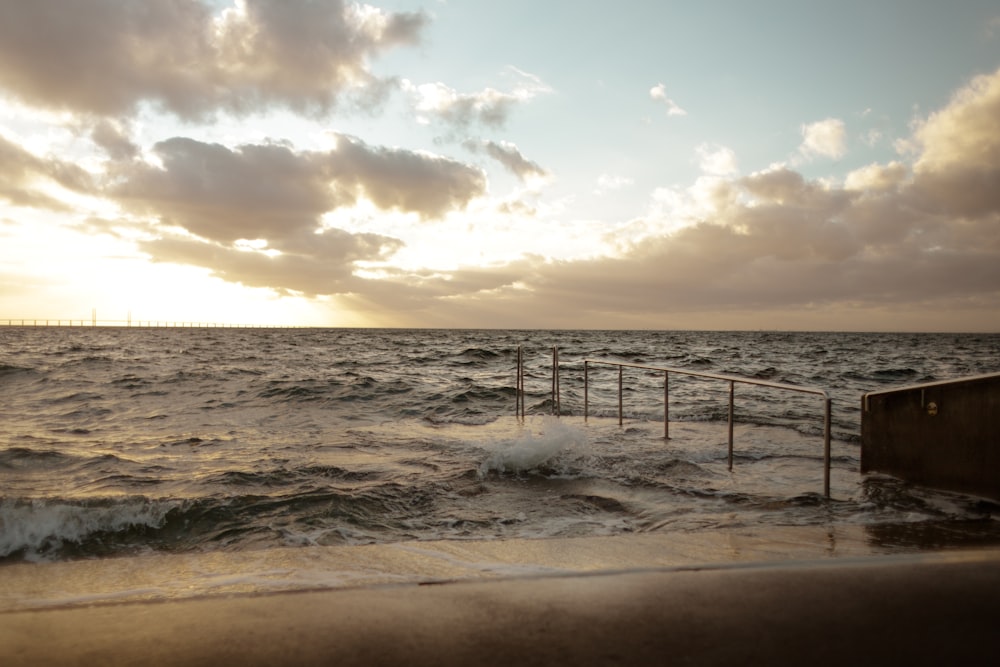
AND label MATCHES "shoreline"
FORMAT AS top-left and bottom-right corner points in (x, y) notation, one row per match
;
(2, 546), (999, 666)
(5, 523), (1000, 612)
